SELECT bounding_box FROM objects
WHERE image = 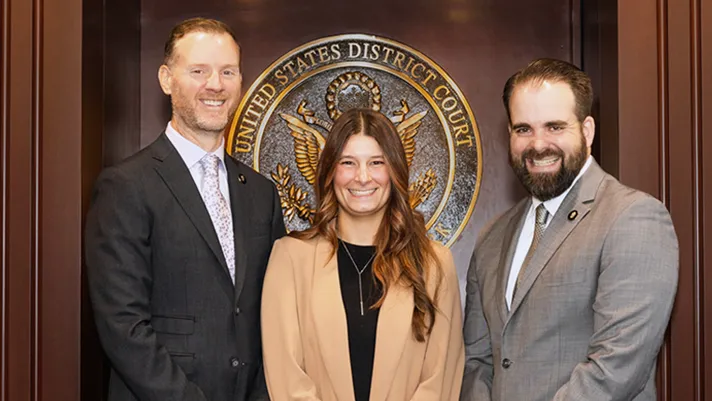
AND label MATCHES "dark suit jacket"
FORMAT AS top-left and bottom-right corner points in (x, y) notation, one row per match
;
(86, 133), (286, 401)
